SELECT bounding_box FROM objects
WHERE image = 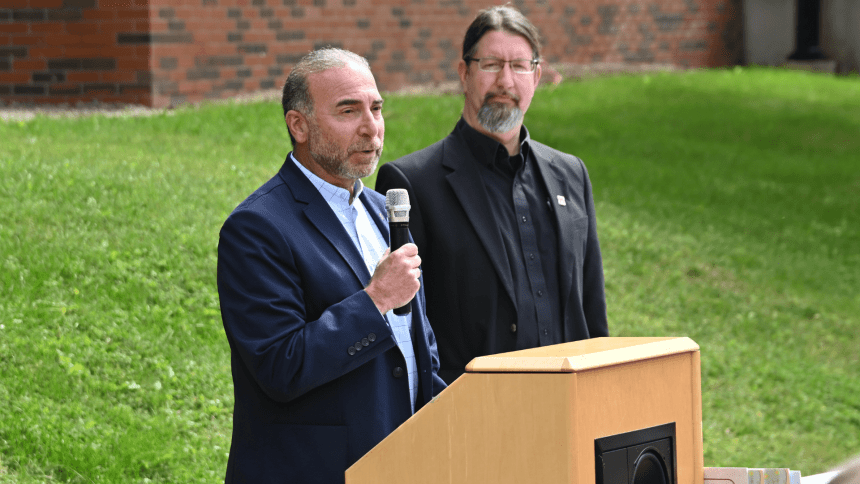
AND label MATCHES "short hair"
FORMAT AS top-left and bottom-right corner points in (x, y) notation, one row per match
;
(281, 48), (371, 146)
(462, 4), (542, 62)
